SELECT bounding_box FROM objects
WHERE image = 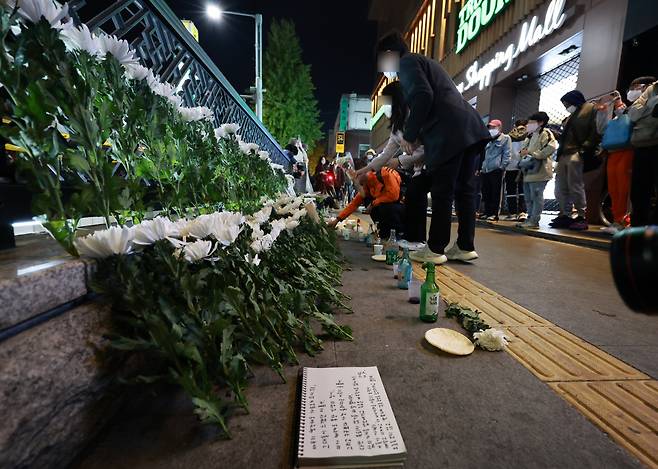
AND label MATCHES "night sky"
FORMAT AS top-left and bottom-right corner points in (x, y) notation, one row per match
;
(165, 0), (378, 132)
